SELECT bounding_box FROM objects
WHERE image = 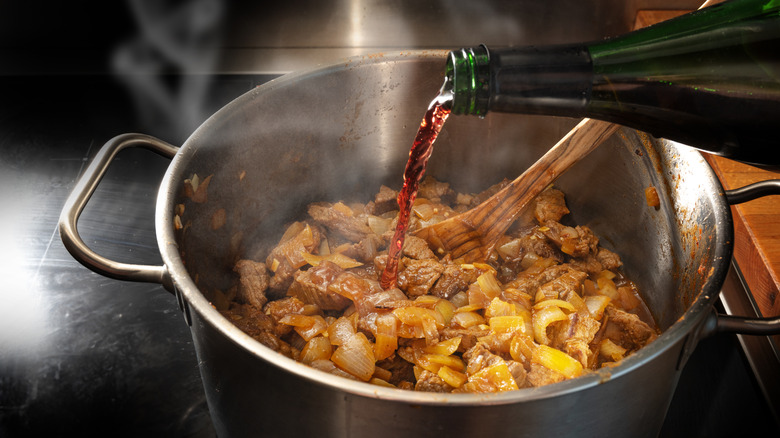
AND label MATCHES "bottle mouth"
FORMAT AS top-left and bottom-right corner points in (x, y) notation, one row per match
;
(445, 45), (490, 116)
